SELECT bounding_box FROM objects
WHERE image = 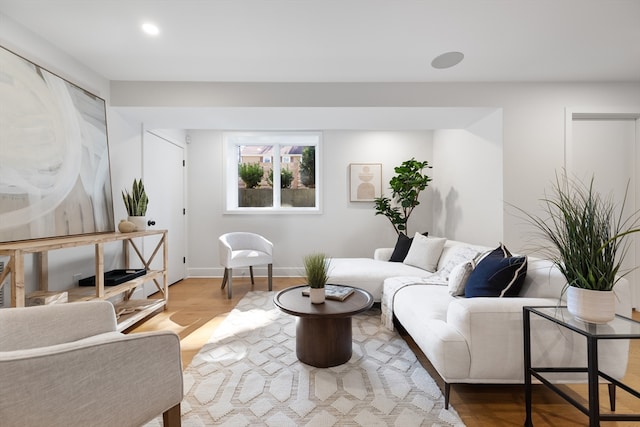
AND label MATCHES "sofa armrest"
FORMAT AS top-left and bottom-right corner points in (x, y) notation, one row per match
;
(0, 301), (117, 351)
(446, 296), (630, 382)
(446, 297), (560, 342)
(0, 330), (183, 426)
(445, 297), (562, 382)
(374, 247), (394, 261)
